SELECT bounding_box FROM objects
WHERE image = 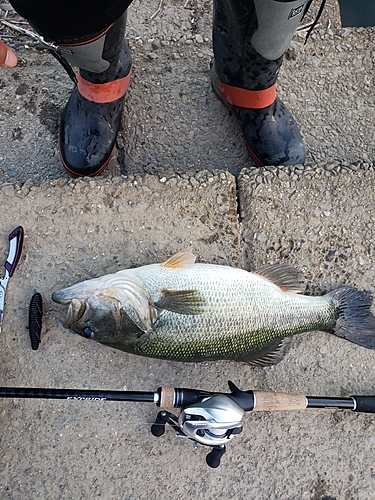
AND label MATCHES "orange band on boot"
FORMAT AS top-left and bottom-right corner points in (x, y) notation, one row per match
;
(78, 68), (132, 103)
(217, 81), (277, 109)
